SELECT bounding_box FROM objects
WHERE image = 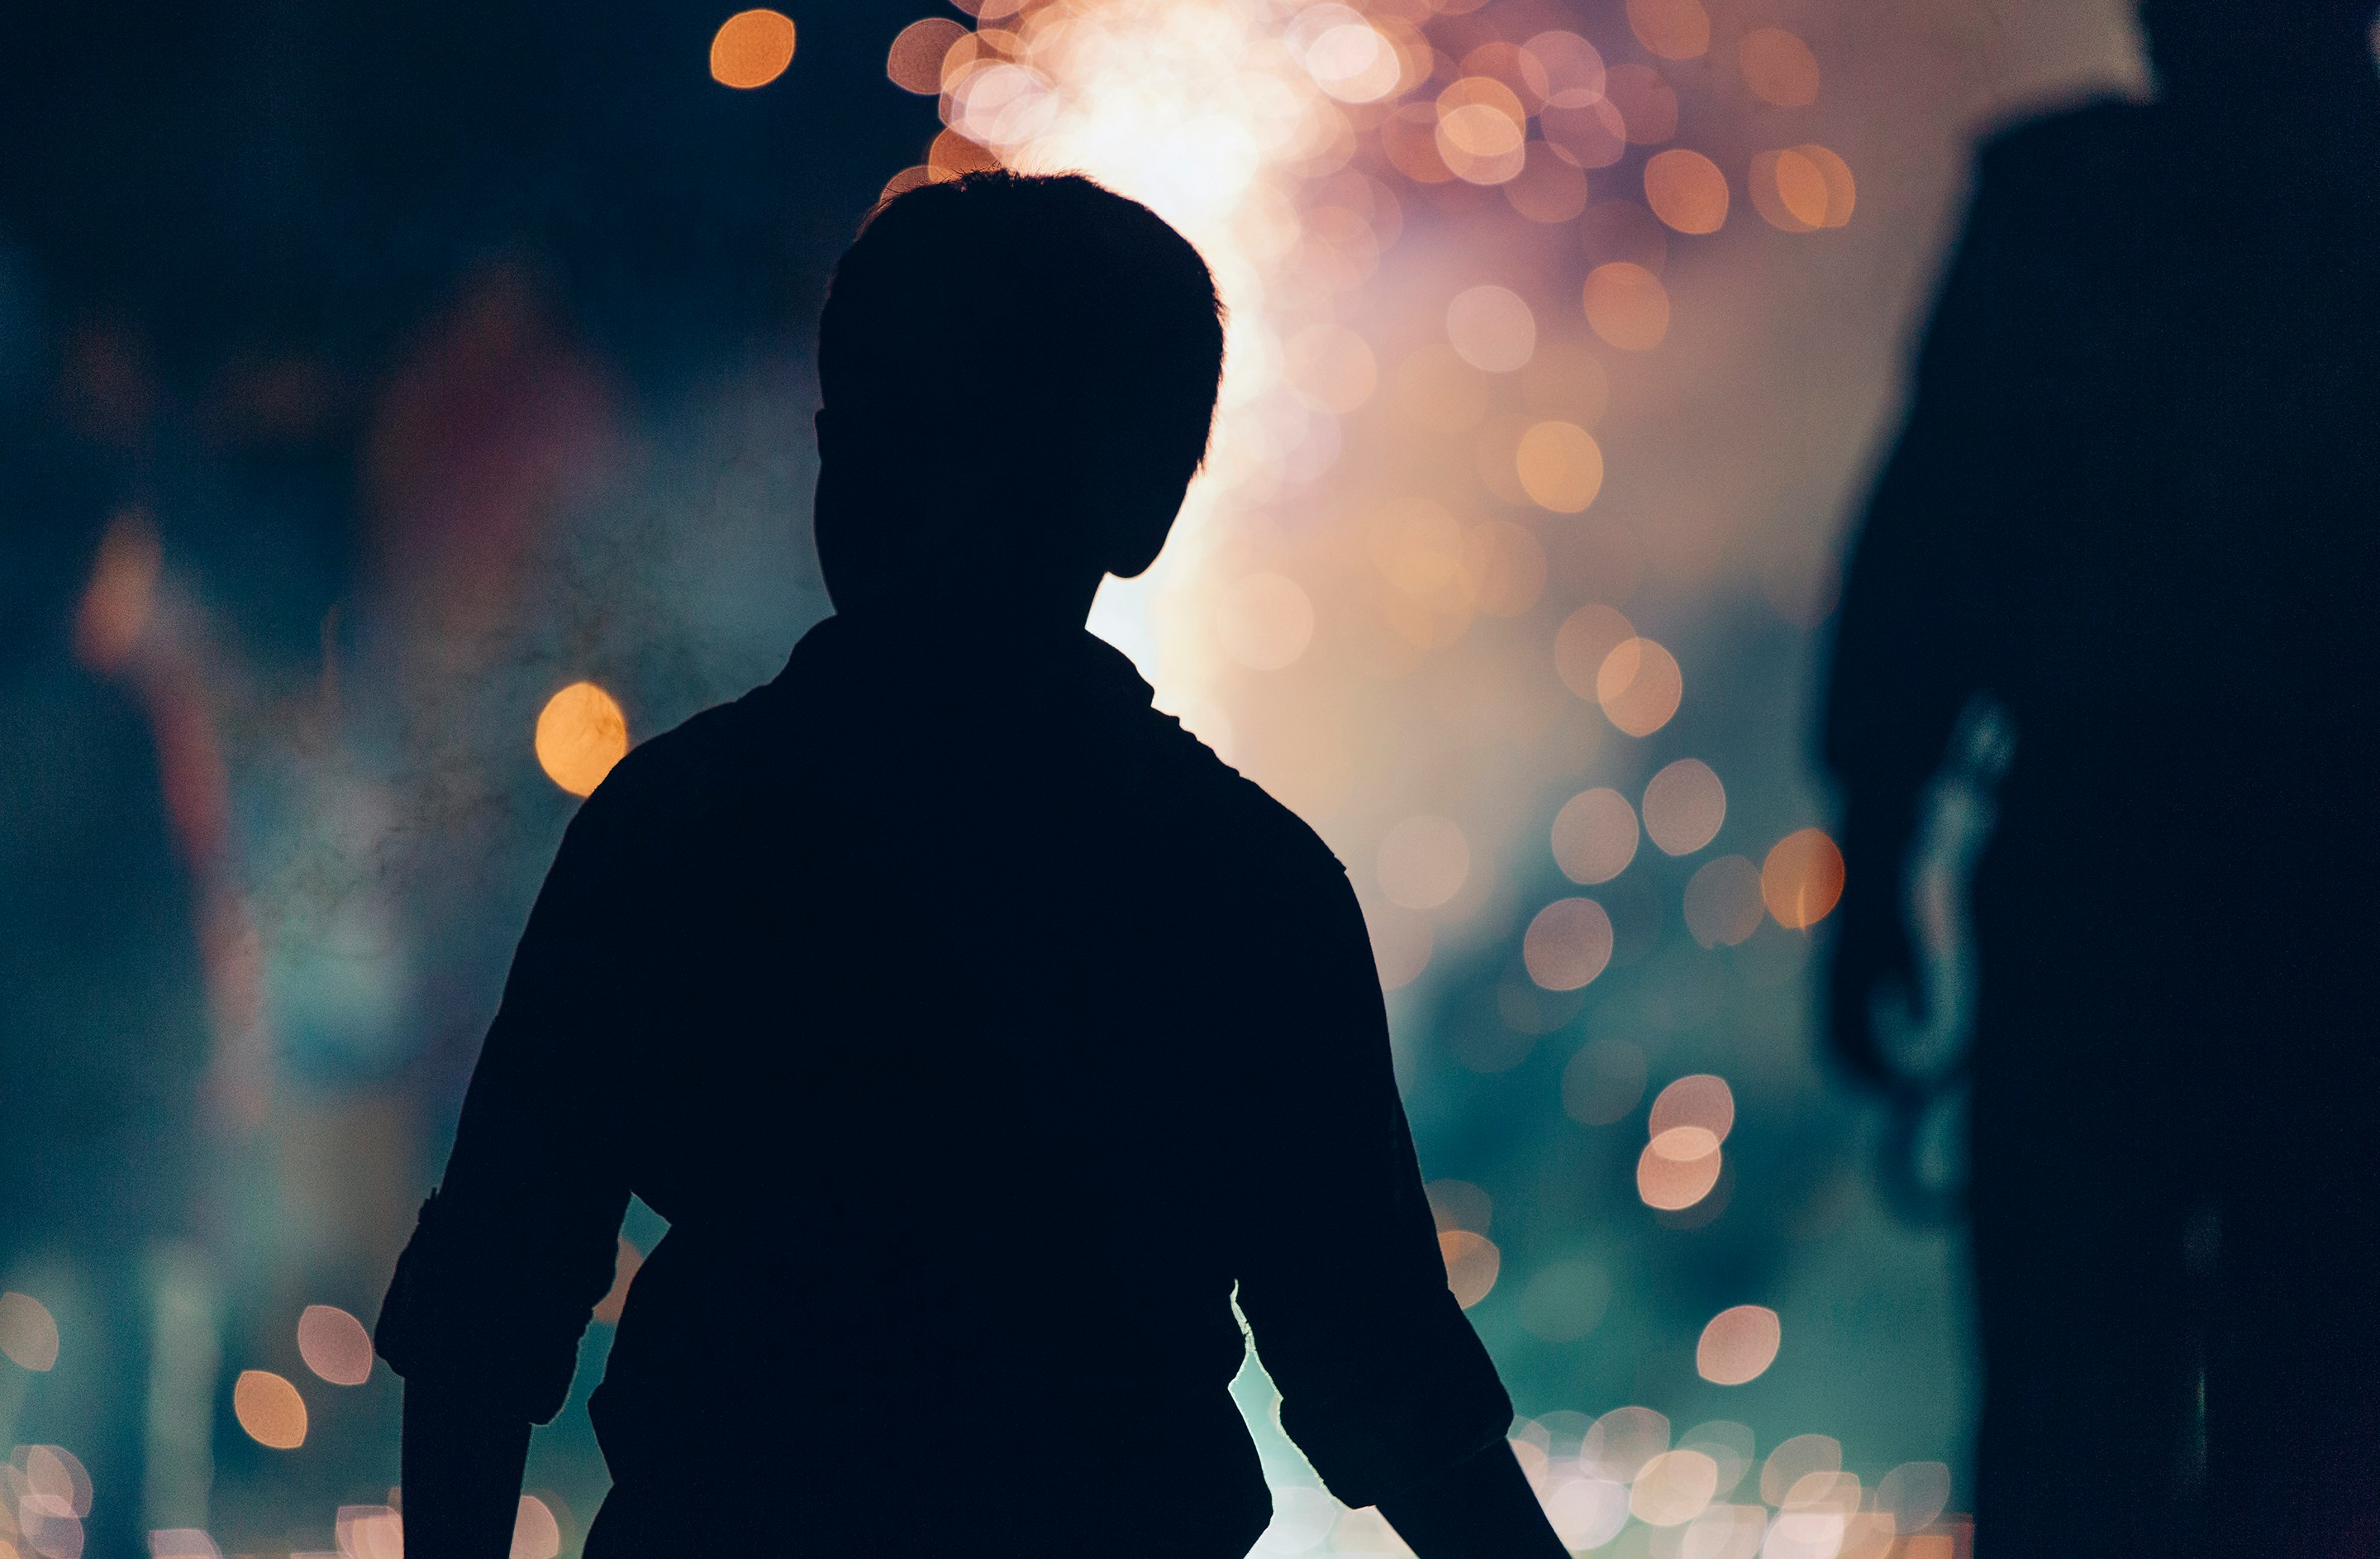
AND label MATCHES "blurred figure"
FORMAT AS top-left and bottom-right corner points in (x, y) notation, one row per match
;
(1825, 3), (2380, 1553)
(374, 174), (1563, 1559)
(1, 494), (216, 1559)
